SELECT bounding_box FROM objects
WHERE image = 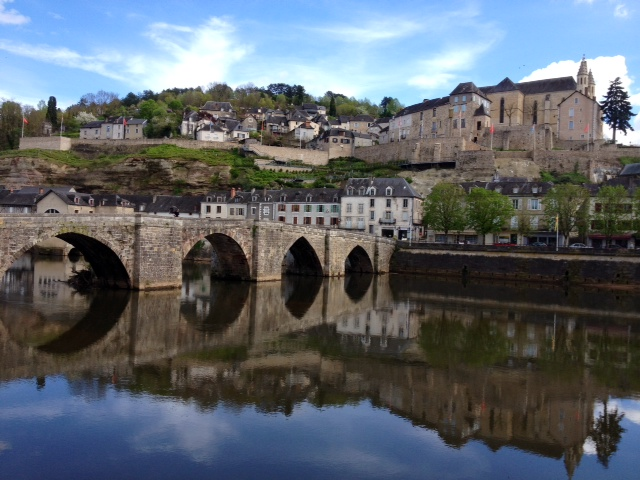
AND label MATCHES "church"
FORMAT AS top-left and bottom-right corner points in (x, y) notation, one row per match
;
(387, 56), (603, 151)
